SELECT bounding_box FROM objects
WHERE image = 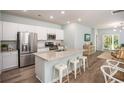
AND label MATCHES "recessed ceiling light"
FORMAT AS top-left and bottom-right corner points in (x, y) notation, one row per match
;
(61, 11), (65, 14)
(113, 29), (116, 31)
(78, 18), (82, 22)
(67, 21), (70, 24)
(111, 12), (114, 15)
(38, 14), (41, 17)
(114, 25), (117, 28)
(23, 10), (28, 12)
(49, 16), (54, 19)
